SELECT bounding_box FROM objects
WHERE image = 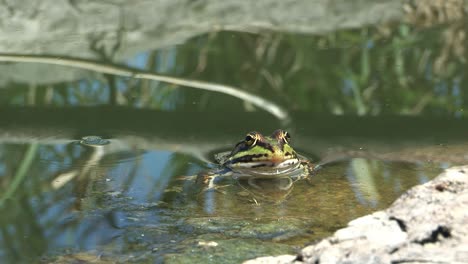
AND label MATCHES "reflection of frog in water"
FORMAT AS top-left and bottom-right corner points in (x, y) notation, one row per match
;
(197, 129), (315, 190)
(236, 176), (297, 204)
